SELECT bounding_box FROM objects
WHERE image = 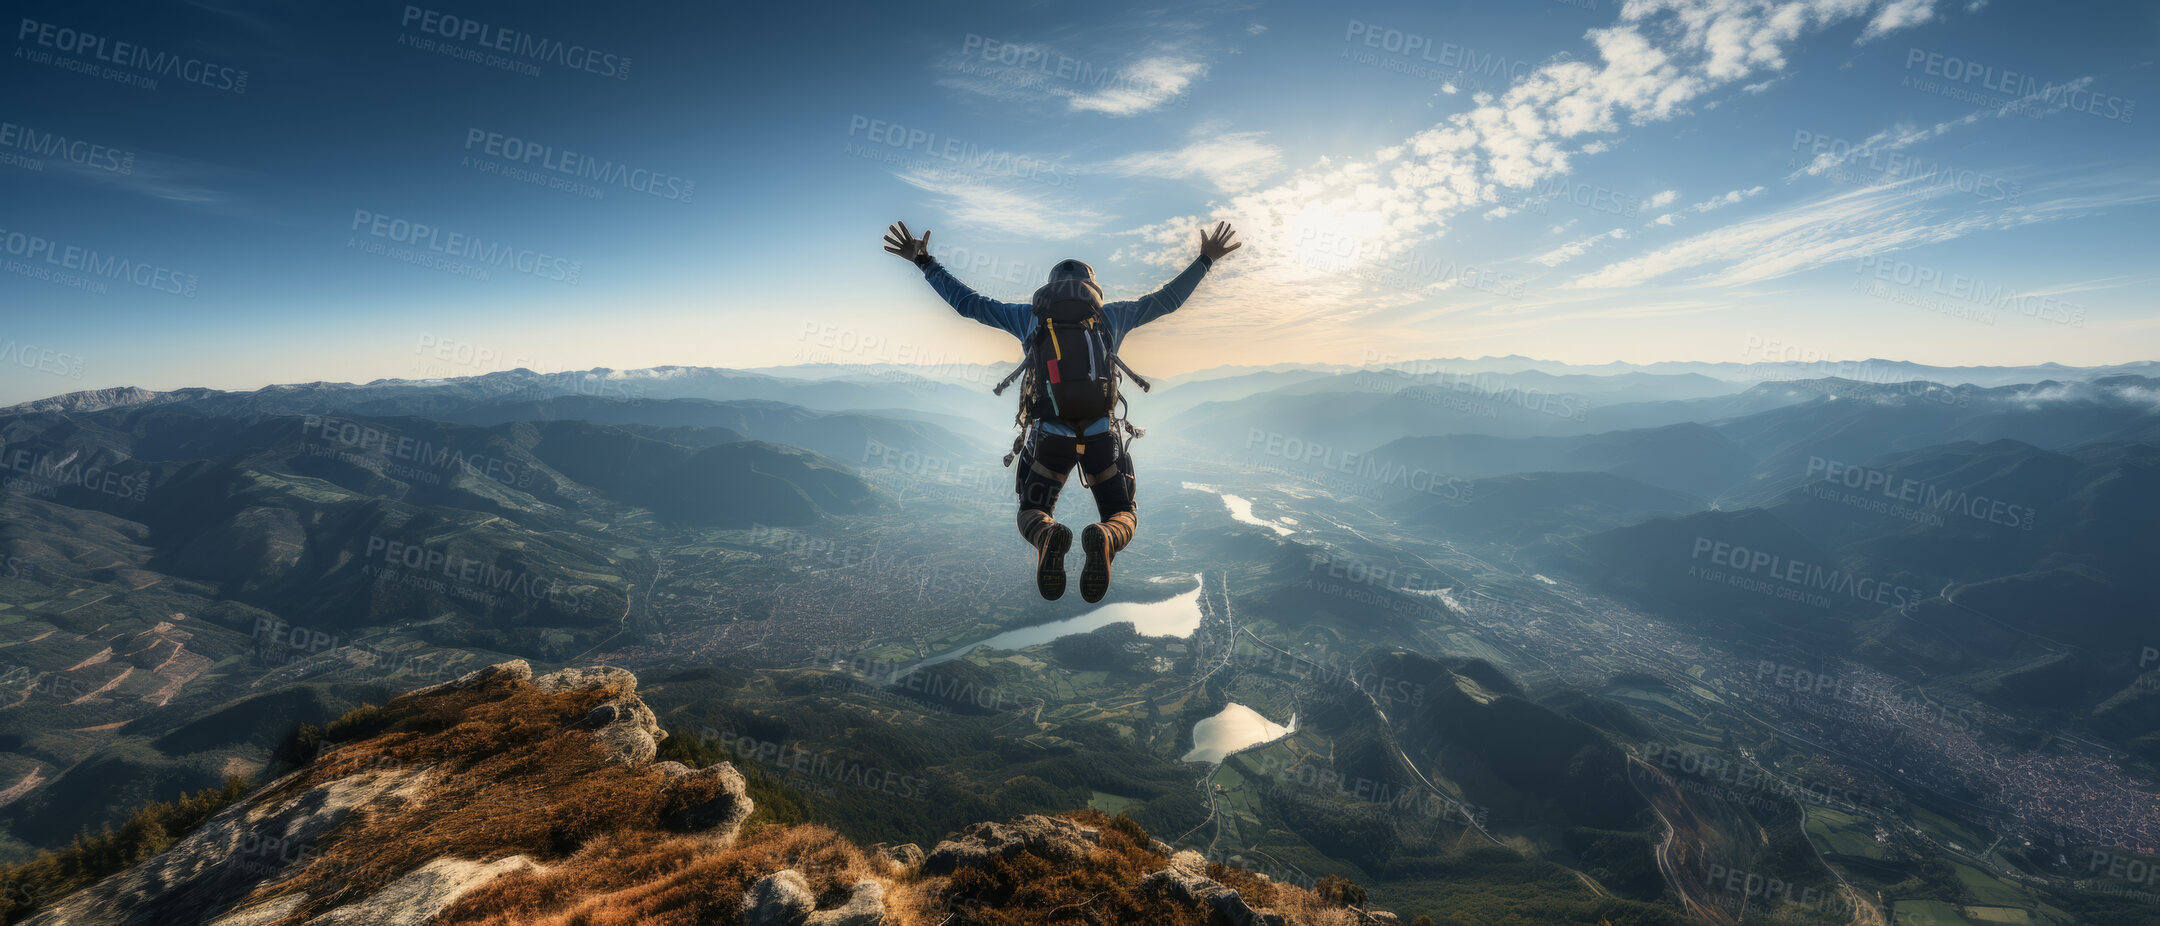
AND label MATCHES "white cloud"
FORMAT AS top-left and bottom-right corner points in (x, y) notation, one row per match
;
(1648, 189), (1679, 208)
(1653, 213), (1679, 226)
(1069, 56), (1207, 116)
(1120, 0), (1947, 333)
(896, 171), (1105, 241)
(1565, 172), (2160, 290)
(1862, 0), (1938, 41)
(1247, 23), (1268, 35)
(1789, 78), (2094, 183)
(1691, 185), (1766, 212)
(1535, 228), (1630, 267)
(1131, 0), (1944, 278)
(1104, 129), (1284, 192)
